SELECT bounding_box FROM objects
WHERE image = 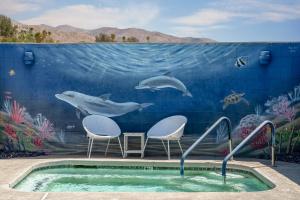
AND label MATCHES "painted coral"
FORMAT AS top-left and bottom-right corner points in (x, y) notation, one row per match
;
(11, 100), (26, 124)
(24, 127), (34, 137)
(220, 148), (230, 156)
(264, 85), (300, 154)
(34, 114), (54, 140)
(251, 133), (269, 149)
(240, 125), (268, 149)
(4, 124), (18, 140)
(3, 99), (12, 116)
(1, 95), (58, 154)
(216, 122), (228, 144)
(265, 95), (295, 122)
(254, 105), (263, 116)
(233, 114), (269, 150)
(2, 98), (27, 124)
(57, 129), (66, 144)
(288, 84), (300, 104)
(33, 137), (43, 148)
